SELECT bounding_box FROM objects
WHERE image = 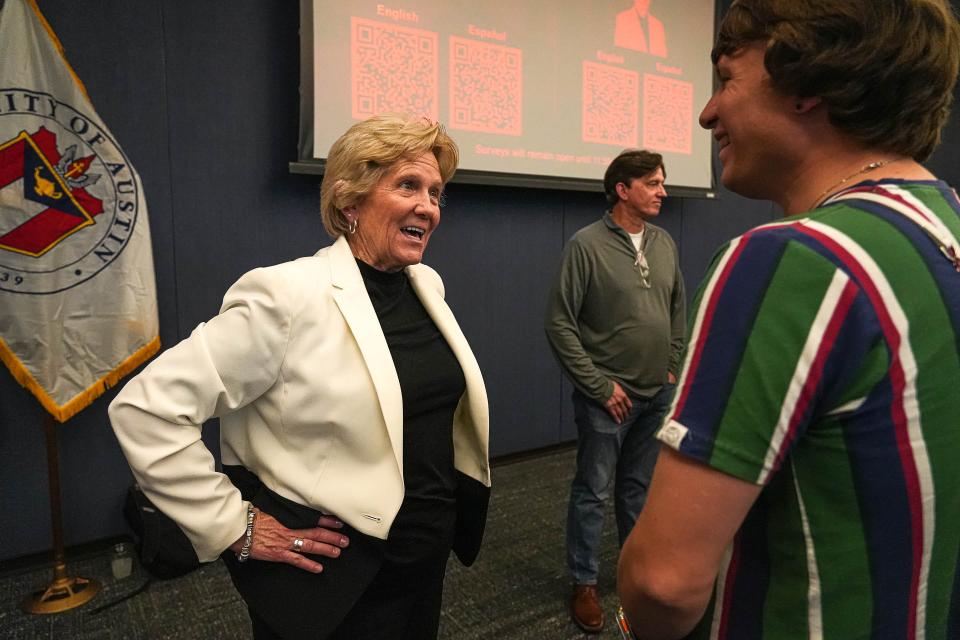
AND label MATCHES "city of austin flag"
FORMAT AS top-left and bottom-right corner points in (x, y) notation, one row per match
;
(0, 0), (159, 422)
